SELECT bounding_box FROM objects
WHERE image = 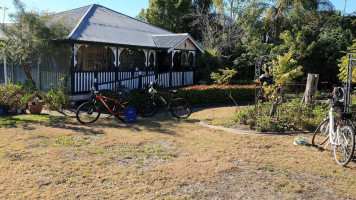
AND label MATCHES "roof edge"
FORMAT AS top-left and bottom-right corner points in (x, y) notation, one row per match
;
(66, 4), (94, 39)
(63, 39), (170, 50)
(166, 34), (204, 53)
